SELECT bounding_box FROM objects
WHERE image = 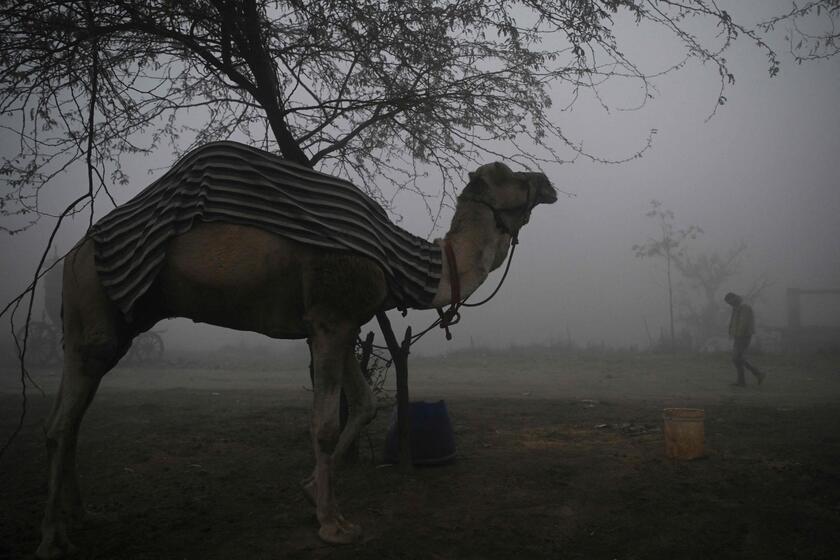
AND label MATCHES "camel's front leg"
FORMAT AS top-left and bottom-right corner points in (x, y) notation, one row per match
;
(308, 323), (364, 544)
(333, 351), (376, 460)
(302, 349), (376, 503)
